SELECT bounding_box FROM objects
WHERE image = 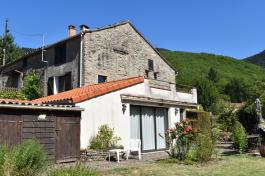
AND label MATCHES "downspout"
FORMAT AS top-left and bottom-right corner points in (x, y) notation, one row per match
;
(79, 32), (84, 87)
